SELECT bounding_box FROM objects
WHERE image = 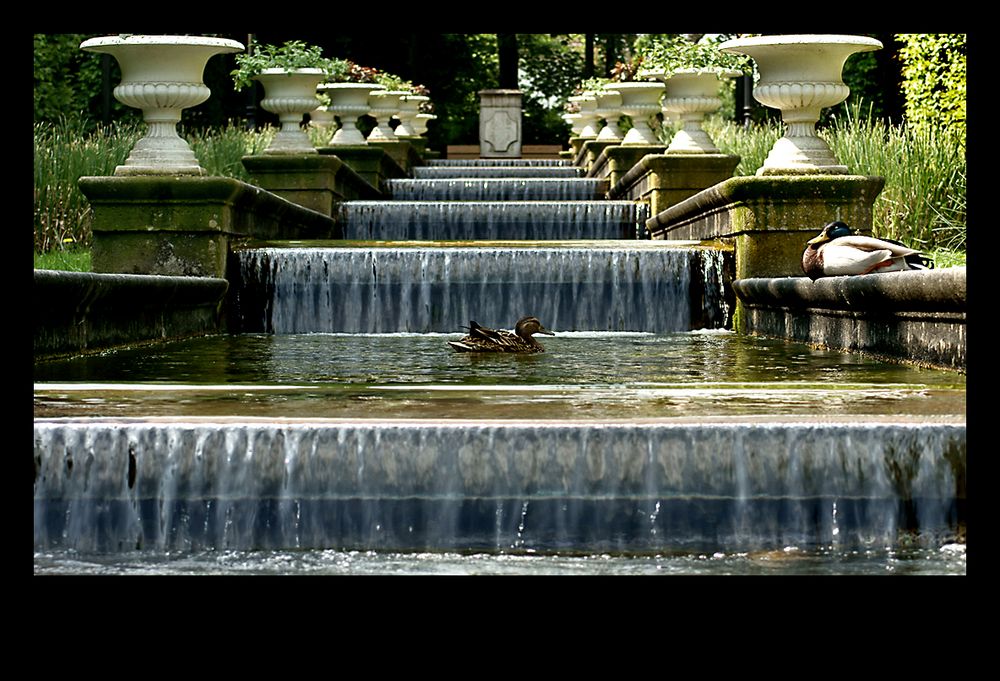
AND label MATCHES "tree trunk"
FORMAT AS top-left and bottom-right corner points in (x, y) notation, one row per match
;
(497, 34), (519, 89)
